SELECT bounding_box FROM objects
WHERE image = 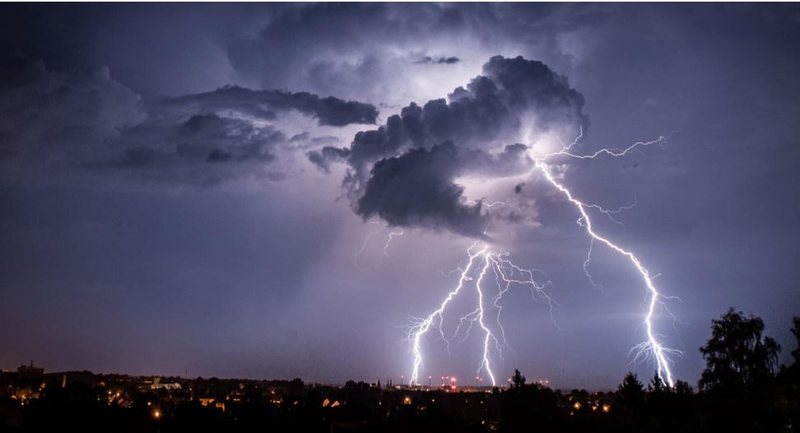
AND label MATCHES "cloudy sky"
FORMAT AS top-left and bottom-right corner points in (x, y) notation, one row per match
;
(1, 3), (799, 389)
